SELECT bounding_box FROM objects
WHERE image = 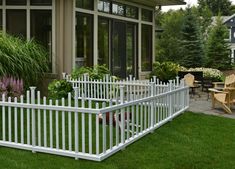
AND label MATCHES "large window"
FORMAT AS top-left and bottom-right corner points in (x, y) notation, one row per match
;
(98, 0), (110, 13)
(141, 24), (152, 71)
(98, 17), (109, 66)
(76, 0), (94, 10)
(6, 10), (27, 38)
(76, 12), (93, 67)
(6, 0), (27, 5)
(31, 0), (52, 5)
